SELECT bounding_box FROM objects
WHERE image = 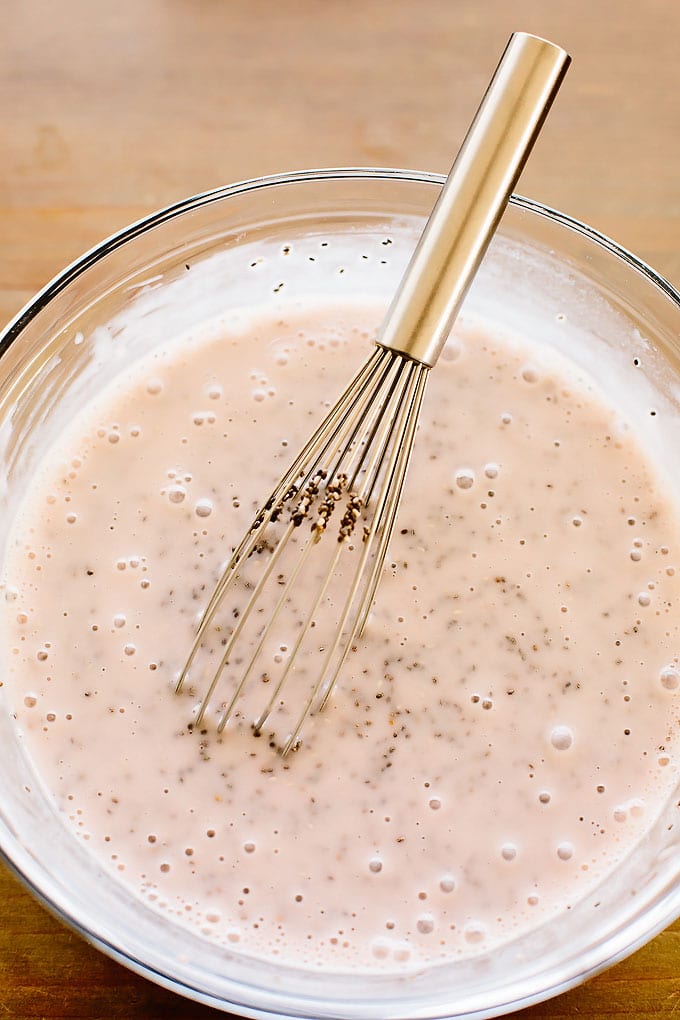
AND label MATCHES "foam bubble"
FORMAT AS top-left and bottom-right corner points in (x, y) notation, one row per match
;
(371, 938), (389, 959)
(464, 921), (486, 944)
(659, 665), (679, 691)
(550, 725), (574, 751)
(455, 469), (475, 490)
(168, 485), (186, 504)
(195, 499), (213, 518)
